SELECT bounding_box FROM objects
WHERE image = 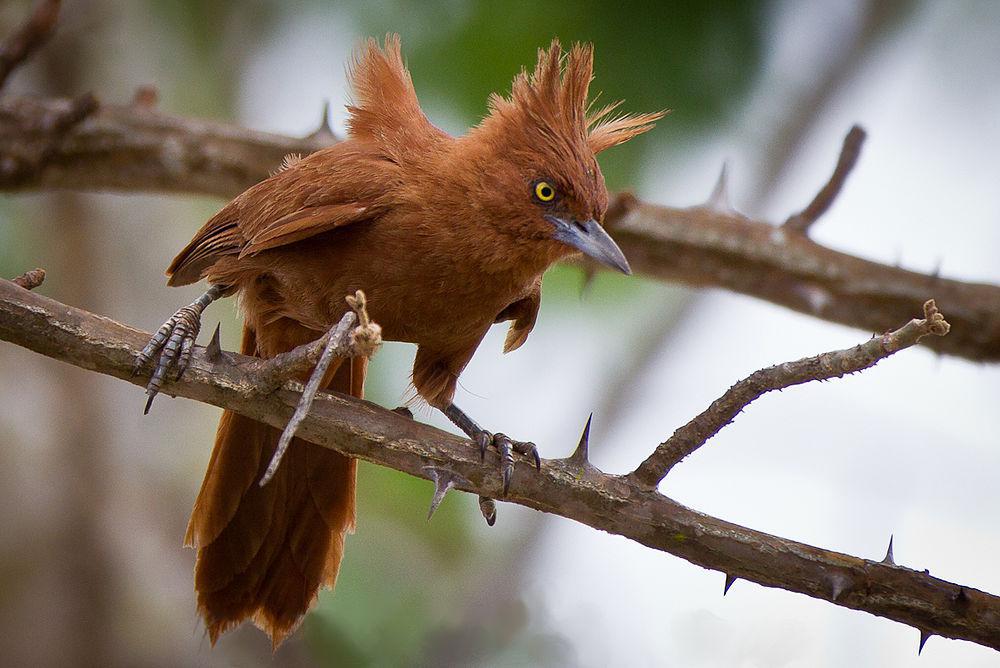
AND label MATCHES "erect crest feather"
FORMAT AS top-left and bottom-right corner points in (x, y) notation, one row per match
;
(346, 34), (446, 156)
(483, 39), (664, 155)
